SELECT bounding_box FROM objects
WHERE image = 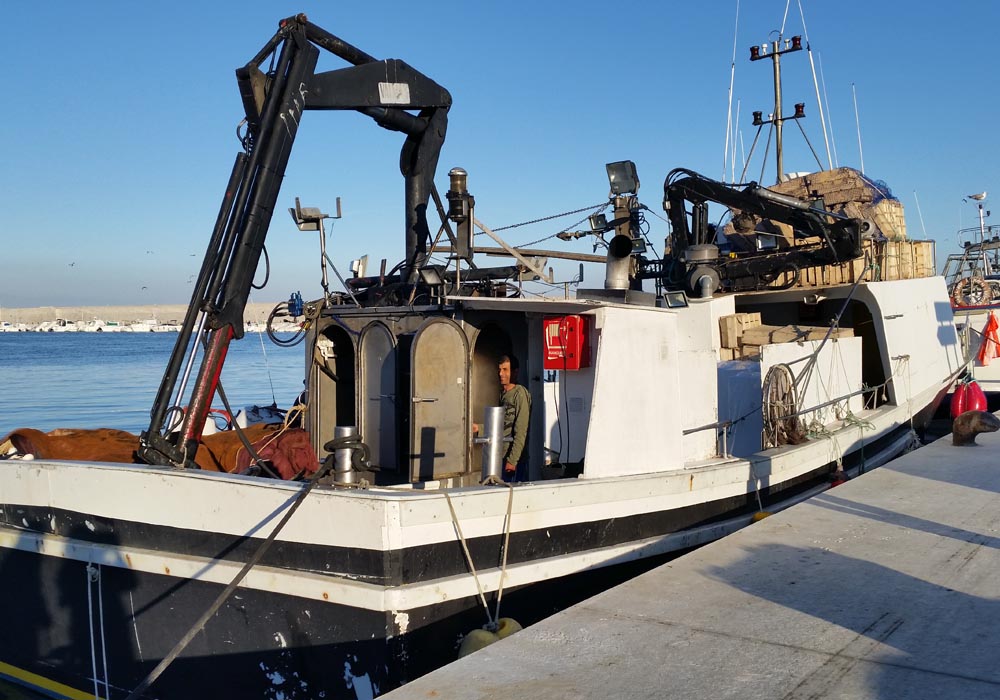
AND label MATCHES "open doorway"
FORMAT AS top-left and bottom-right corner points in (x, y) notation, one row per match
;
(470, 323), (512, 473)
